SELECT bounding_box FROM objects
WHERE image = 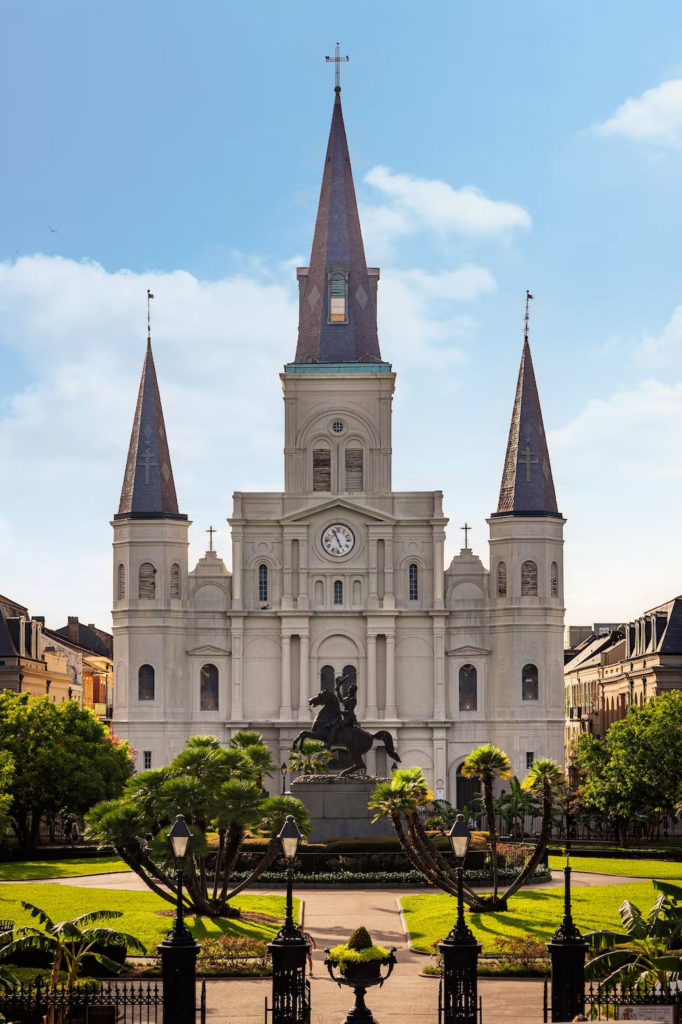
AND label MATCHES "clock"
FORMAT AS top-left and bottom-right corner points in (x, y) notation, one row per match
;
(321, 523), (355, 557)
